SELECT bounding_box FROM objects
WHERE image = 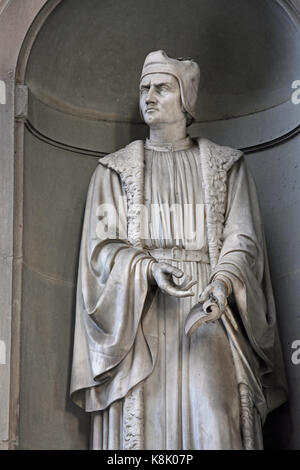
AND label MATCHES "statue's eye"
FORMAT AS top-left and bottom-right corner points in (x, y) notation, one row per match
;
(159, 85), (170, 93)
